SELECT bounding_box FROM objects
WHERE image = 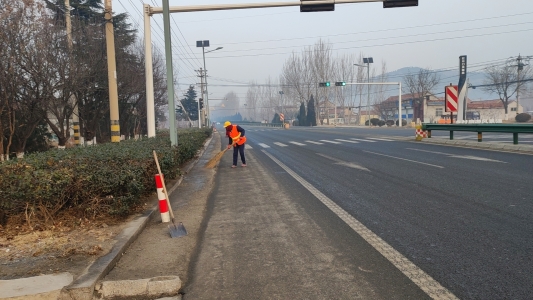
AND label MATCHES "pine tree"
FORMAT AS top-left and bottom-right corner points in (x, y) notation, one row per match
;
(180, 85), (199, 121)
(298, 101), (306, 126)
(307, 95), (317, 126)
